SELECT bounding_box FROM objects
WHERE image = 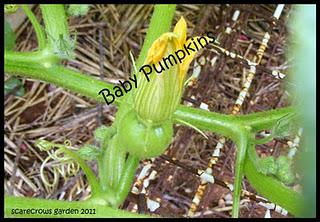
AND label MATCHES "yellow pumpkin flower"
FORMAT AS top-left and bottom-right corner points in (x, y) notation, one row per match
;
(134, 17), (213, 124)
